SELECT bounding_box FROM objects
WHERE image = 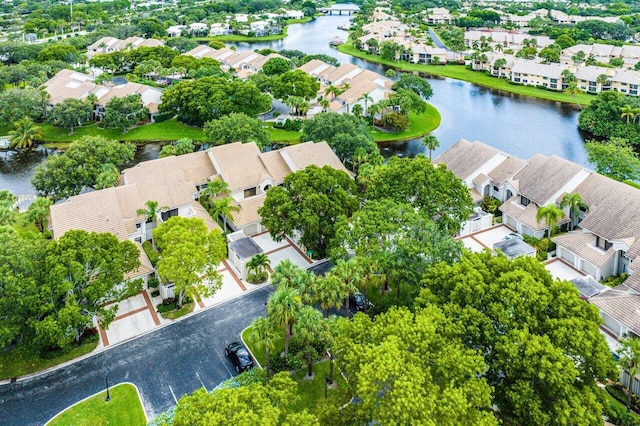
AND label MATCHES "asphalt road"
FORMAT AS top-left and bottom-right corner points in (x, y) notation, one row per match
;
(0, 286), (273, 426)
